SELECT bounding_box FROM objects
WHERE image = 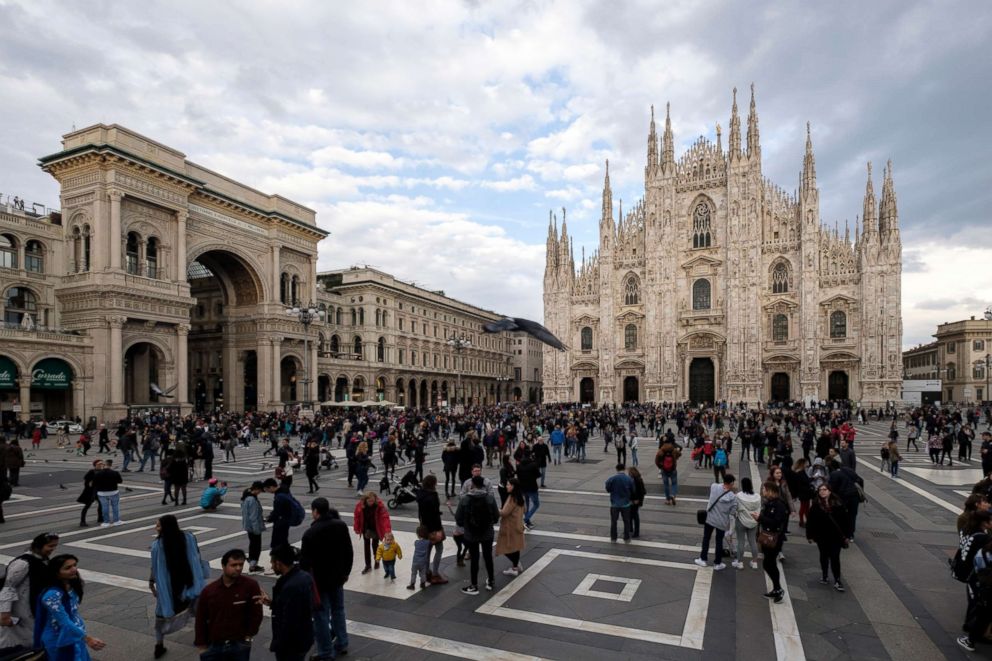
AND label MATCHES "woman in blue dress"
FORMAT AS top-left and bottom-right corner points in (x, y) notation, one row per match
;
(33, 554), (105, 660)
